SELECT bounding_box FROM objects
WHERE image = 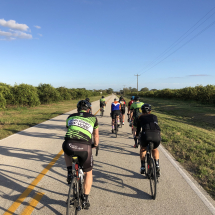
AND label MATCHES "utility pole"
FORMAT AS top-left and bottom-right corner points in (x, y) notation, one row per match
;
(123, 85), (126, 96)
(134, 74), (141, 93)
